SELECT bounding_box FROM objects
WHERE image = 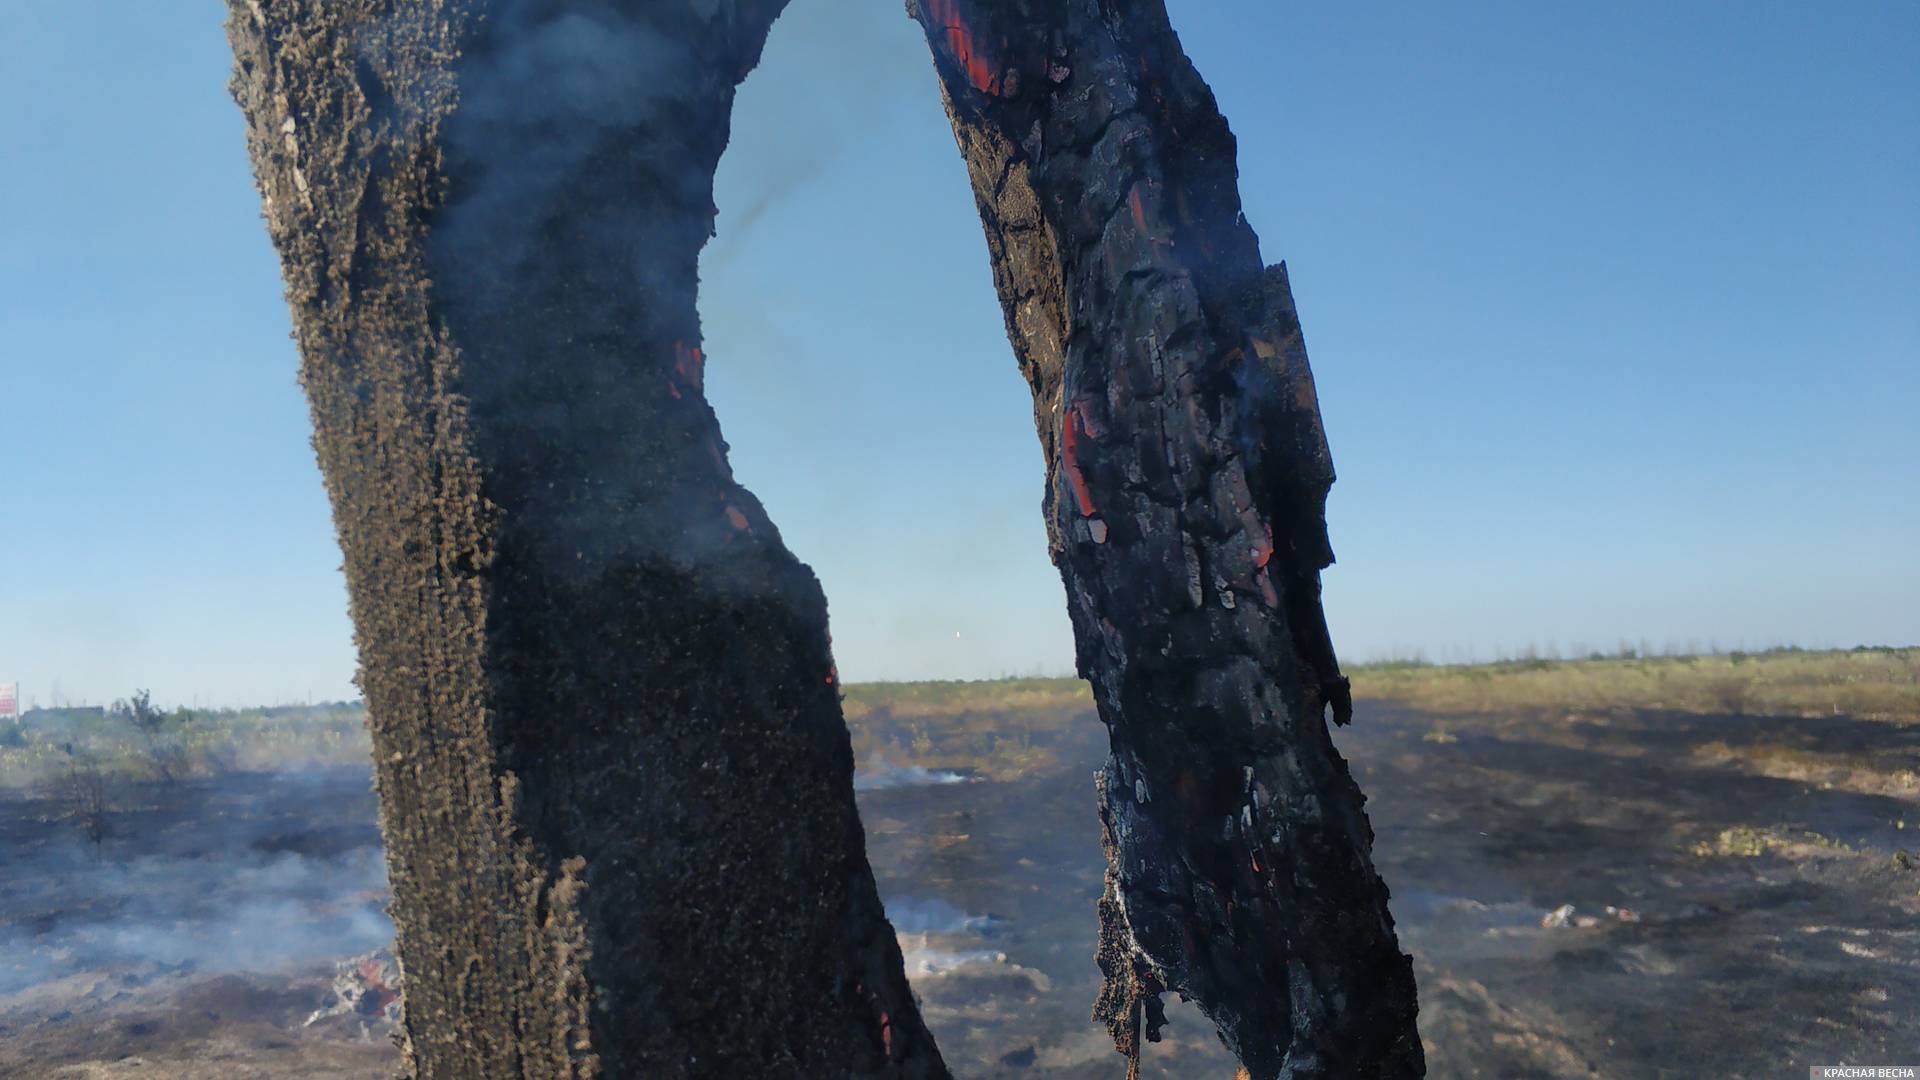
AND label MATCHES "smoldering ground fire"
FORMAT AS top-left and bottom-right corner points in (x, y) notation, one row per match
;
(305, 948), (403, 1030)
(0, 772), (392, 999)
(9, 667), (1920, 1075)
